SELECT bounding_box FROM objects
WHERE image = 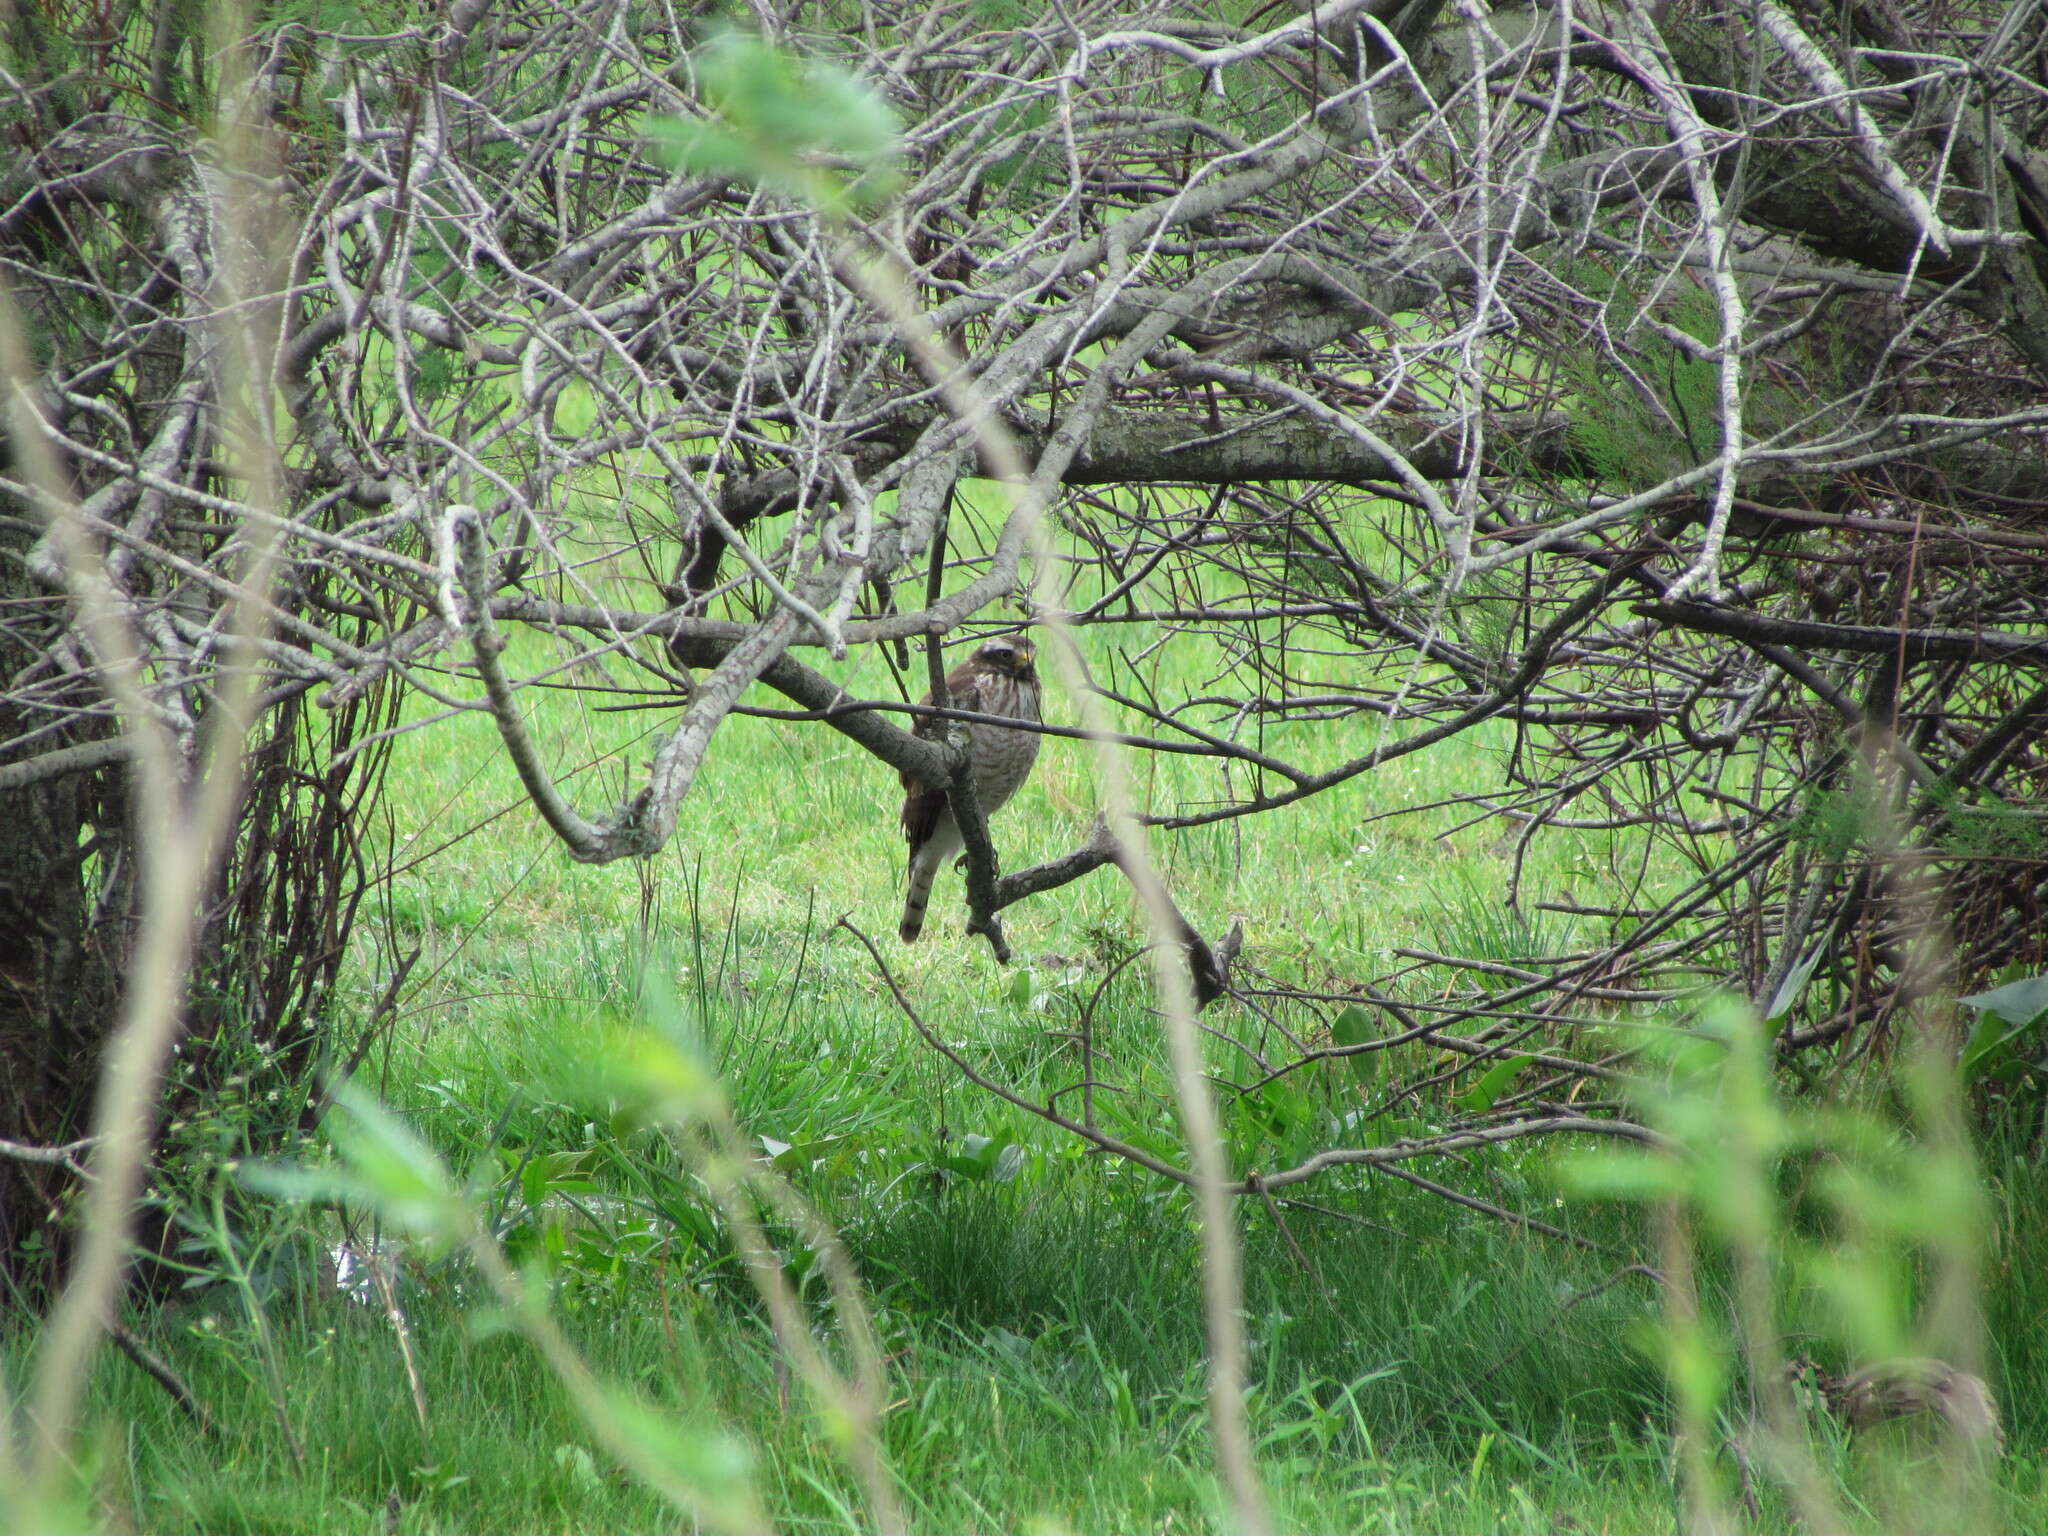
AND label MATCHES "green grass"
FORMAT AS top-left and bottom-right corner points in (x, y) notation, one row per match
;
(44, 1049), (2048, 1532)
(72, 1269), (1677, 1536)
(18, 542), (2048, 1533)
